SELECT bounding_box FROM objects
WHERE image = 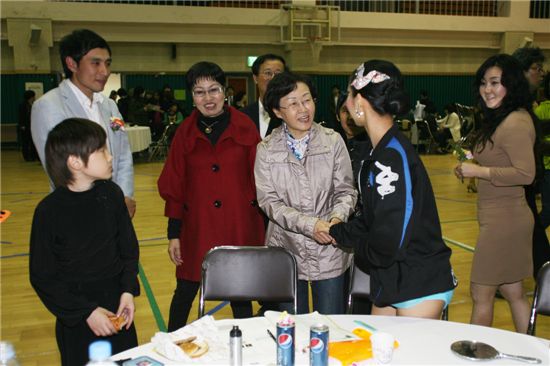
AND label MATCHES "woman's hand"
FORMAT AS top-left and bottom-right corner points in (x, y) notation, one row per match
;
(168, 238), (183, 266)
(455, 162), (490, 180)
(313, 219), (334, 244)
